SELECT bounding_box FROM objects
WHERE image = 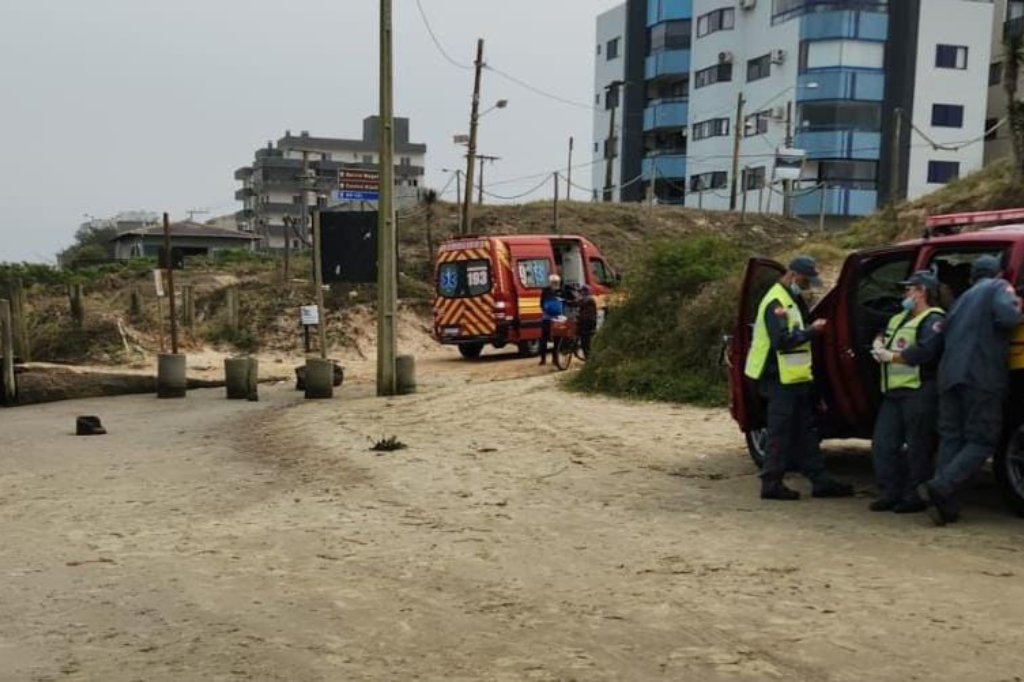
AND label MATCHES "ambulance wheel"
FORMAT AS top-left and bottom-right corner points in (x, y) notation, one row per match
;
(458, 342), (484, 360)
(994, 426), (1024, 517)
(517, 340), (541, 357)
(745, 428), (768, 469)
